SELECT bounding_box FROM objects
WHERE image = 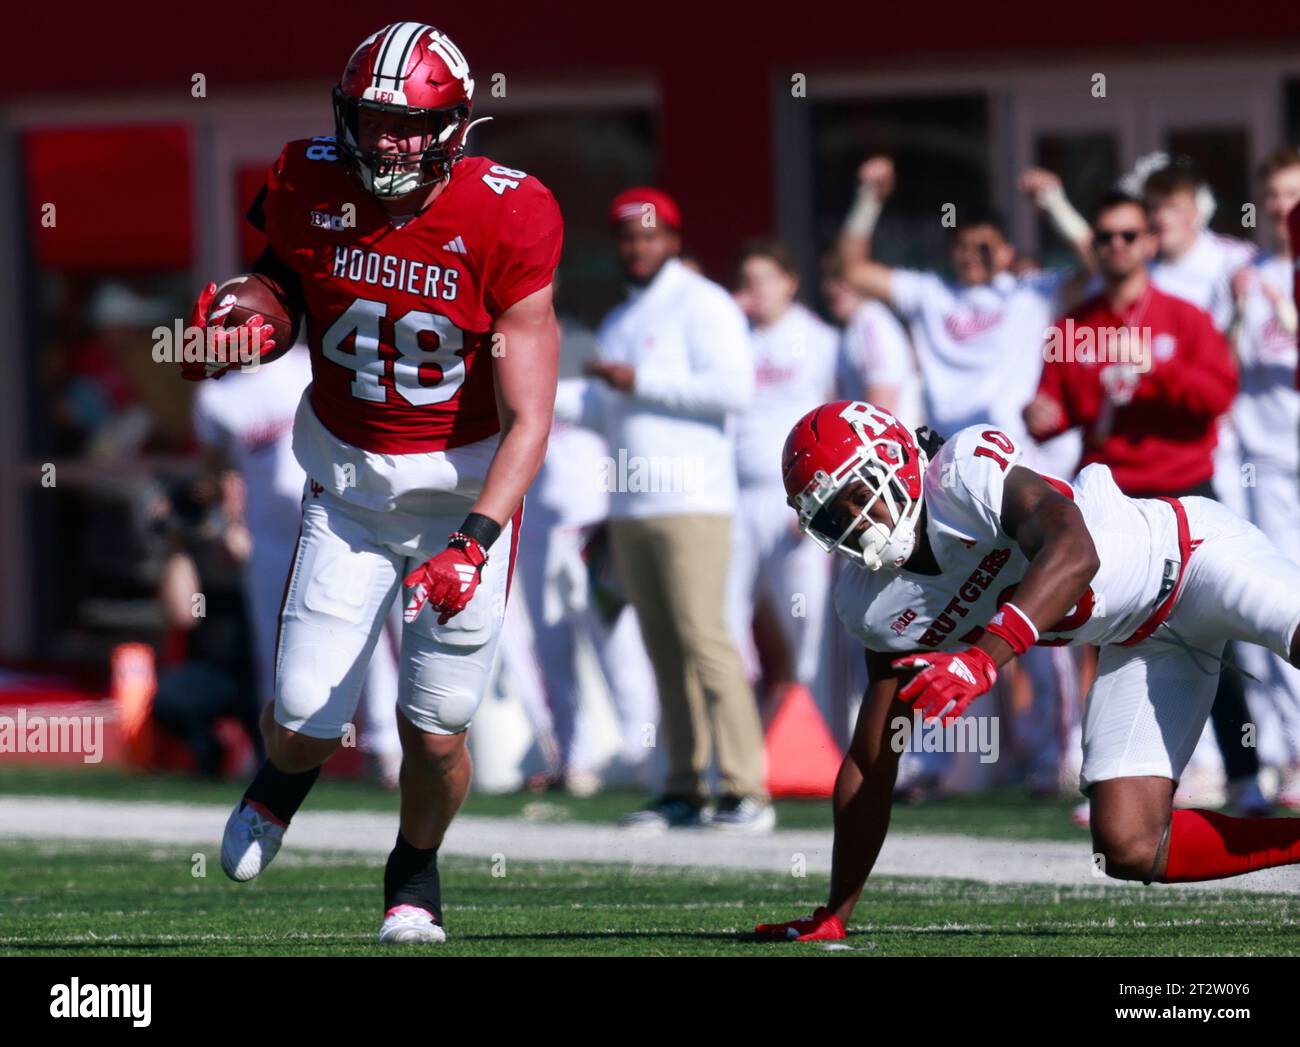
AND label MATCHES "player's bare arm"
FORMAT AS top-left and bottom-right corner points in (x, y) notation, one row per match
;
(754, 651), (911, 941)
(894, 462), (1101, 721)
(827, 653), (911, 918)
(969, 465), (1101, 670)
(836, 156), (895, 303)
(474, 282), (560, 527)
(402, 281), (560, 628)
